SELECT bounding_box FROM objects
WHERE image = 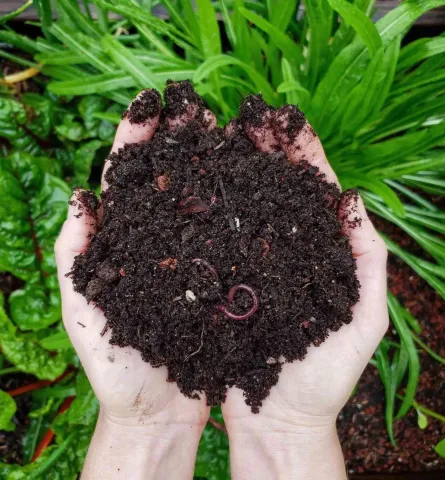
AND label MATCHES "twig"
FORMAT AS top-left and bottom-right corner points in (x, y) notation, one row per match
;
(183, 321), (205, 362)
